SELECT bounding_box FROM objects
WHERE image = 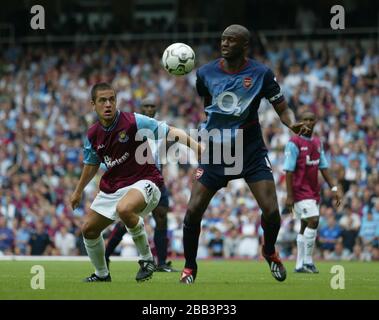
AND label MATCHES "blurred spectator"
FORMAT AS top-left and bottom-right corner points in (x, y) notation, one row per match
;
(223, 227), (240, 258)
(54, 226), (76, 256)
(208, 228), (224, 258)
(0, 215), (14, 255)
(277, 218), (297, 258)
(359, 212), (378, 246)
(319, 216), (341, 256)
(28, 220), (53, 255)
(324, 241), (347, 260)
(237, 212), (259, 258)
(14, 219), (30, 255)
